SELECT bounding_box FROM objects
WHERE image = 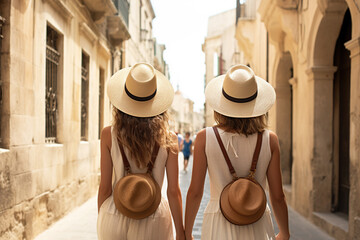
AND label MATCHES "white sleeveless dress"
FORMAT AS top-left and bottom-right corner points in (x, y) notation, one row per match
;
(97, 127), (174, 240)
(201, 127), (275, 240)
